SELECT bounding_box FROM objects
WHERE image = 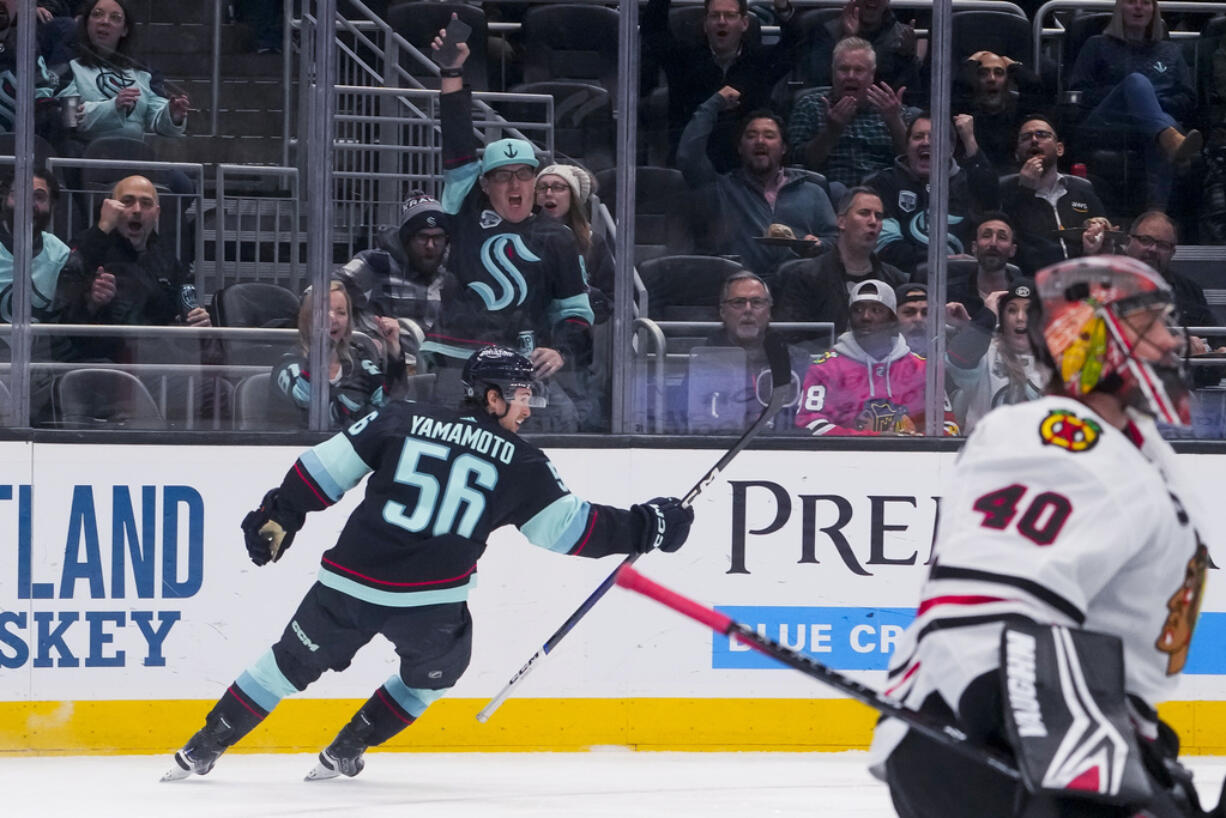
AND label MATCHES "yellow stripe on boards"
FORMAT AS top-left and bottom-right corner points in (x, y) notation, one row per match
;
(2, 699), (1224, 756)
